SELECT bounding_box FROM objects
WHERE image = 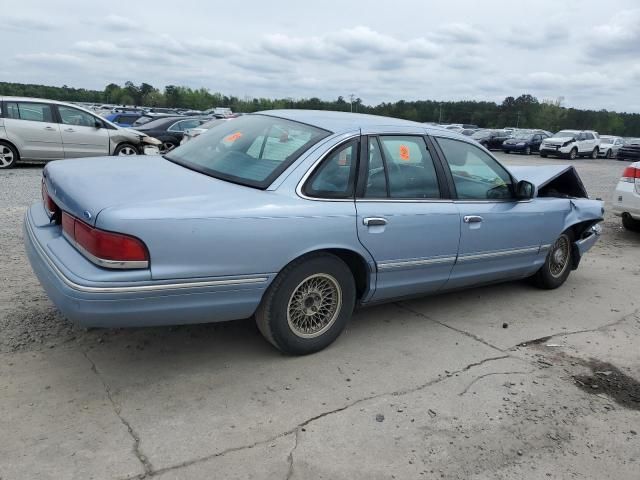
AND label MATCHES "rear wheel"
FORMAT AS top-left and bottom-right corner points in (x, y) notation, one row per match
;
(531, 232), (573, 289)
(622, 214), (640, 232)
(114, 143), (138, 156)
(0, 142), (18, 169)
(256, 253), (356, 355)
